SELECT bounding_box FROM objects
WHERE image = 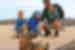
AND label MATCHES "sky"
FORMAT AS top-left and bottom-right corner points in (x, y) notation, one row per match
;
(0, 0), (75, 20)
